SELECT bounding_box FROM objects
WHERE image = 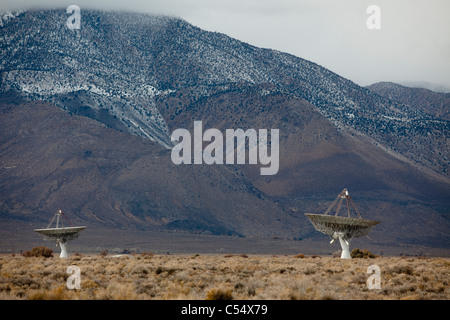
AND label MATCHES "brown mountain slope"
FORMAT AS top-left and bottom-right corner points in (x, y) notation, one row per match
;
(159, 84), (449, 200)
(1, 90), (449, 254)
(157, 84), (450, 250)
(0, 100), (301, 238)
